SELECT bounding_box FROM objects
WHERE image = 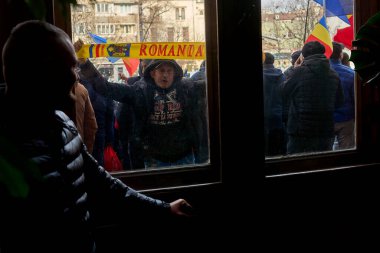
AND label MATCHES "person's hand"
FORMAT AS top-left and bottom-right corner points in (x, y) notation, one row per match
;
(294, 54), (304, 67)
(73, 39), (84, 53)
(170, 199), (194, 217)
(118, 72), (128, 82)
(73, 39), (86, 64)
